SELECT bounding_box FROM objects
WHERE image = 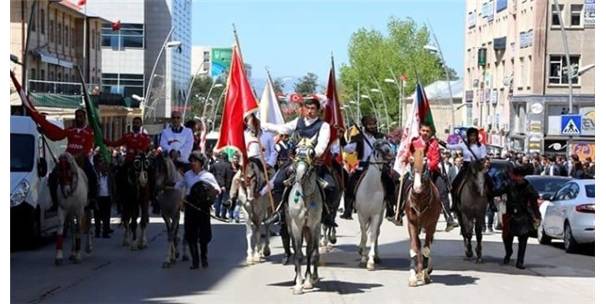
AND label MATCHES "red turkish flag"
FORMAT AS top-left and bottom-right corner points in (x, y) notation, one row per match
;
(214, 46), (258, 165)
(323, 61), (345, 165)
(77, 0), (87, 6)
(111, 20), (121, 31)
